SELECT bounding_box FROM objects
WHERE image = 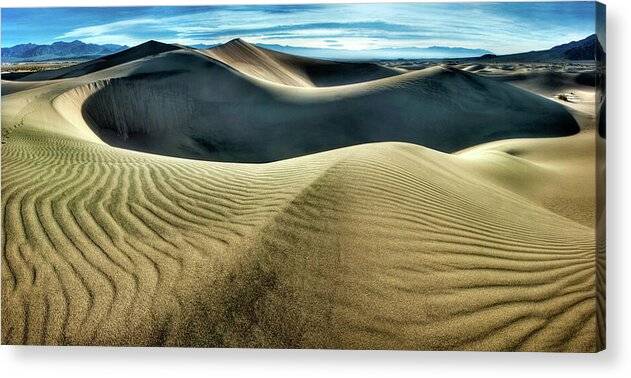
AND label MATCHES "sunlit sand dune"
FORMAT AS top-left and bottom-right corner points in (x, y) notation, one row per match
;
(203, 38), (403, 87)
(1, 41), (603, 351)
